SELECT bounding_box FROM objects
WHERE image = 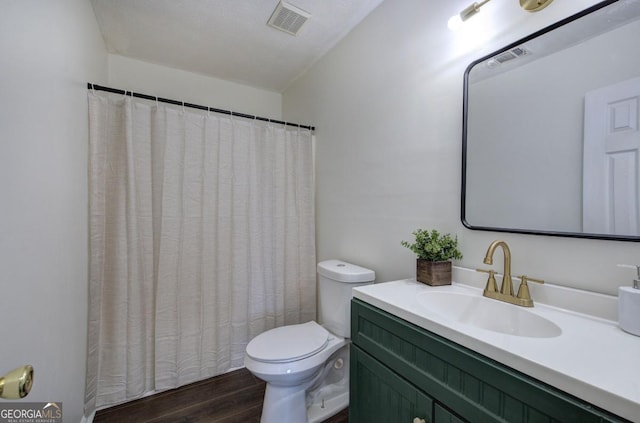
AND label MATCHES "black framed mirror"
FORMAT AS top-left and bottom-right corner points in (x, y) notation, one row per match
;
(461, 0), (640, 241)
